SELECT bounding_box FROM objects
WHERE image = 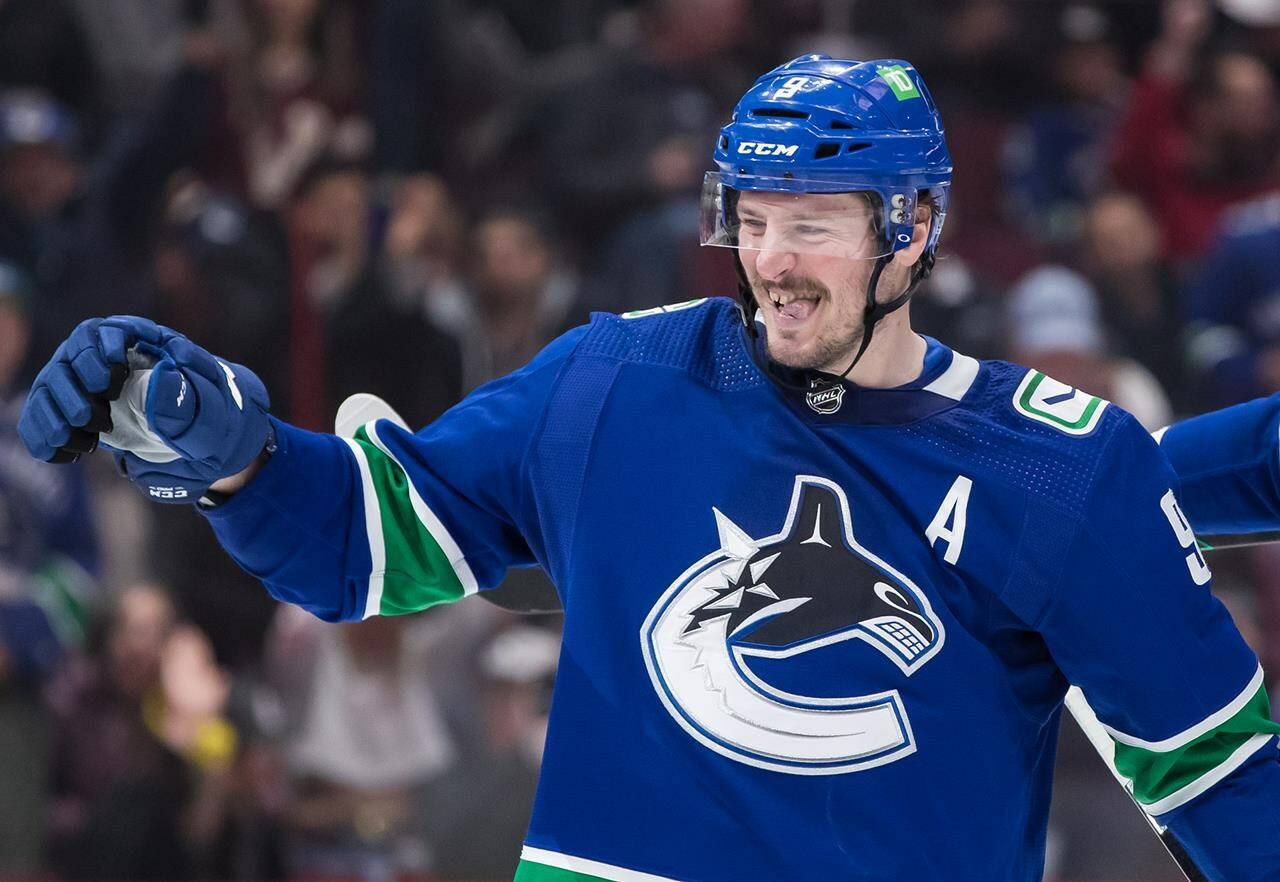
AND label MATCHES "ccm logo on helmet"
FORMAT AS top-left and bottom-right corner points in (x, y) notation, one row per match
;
(736, 142), (799, 157)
